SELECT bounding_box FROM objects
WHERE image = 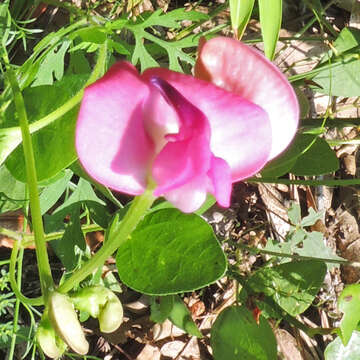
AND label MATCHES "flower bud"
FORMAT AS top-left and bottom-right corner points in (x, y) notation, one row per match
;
(98, 292), (123, 333)
(71, 286), (123, 333)
(48, 291), (89, 355)
(36, 314), (67, 359)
